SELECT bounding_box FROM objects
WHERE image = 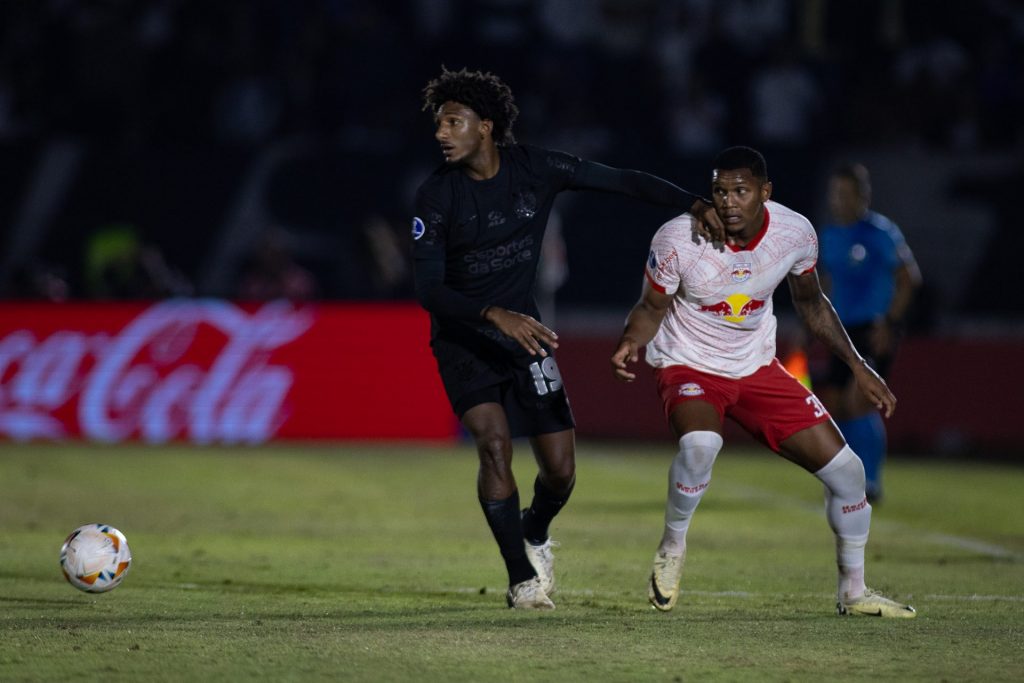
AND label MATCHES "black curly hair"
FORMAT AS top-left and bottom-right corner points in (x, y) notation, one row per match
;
(421, 67), (519, 147)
